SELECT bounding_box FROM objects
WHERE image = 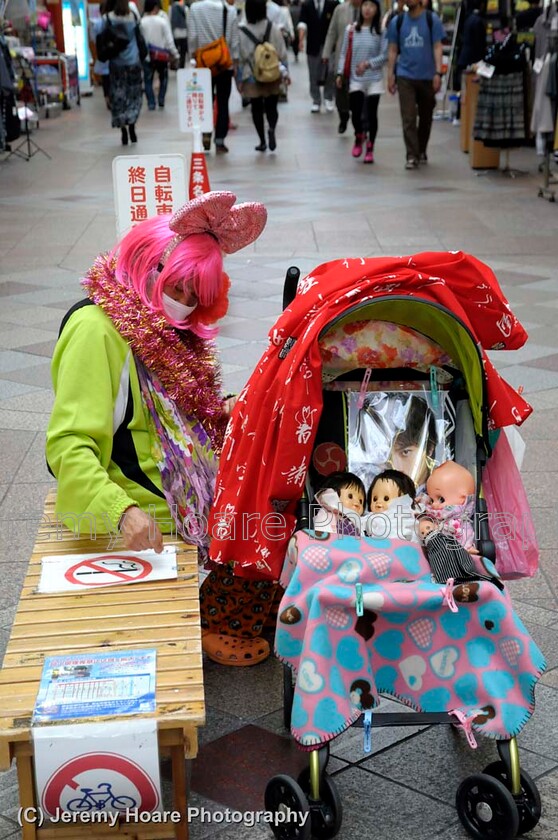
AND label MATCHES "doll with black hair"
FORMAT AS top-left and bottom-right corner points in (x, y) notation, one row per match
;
(313, 471), (366, 535)
(362, 469), (417, 541)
